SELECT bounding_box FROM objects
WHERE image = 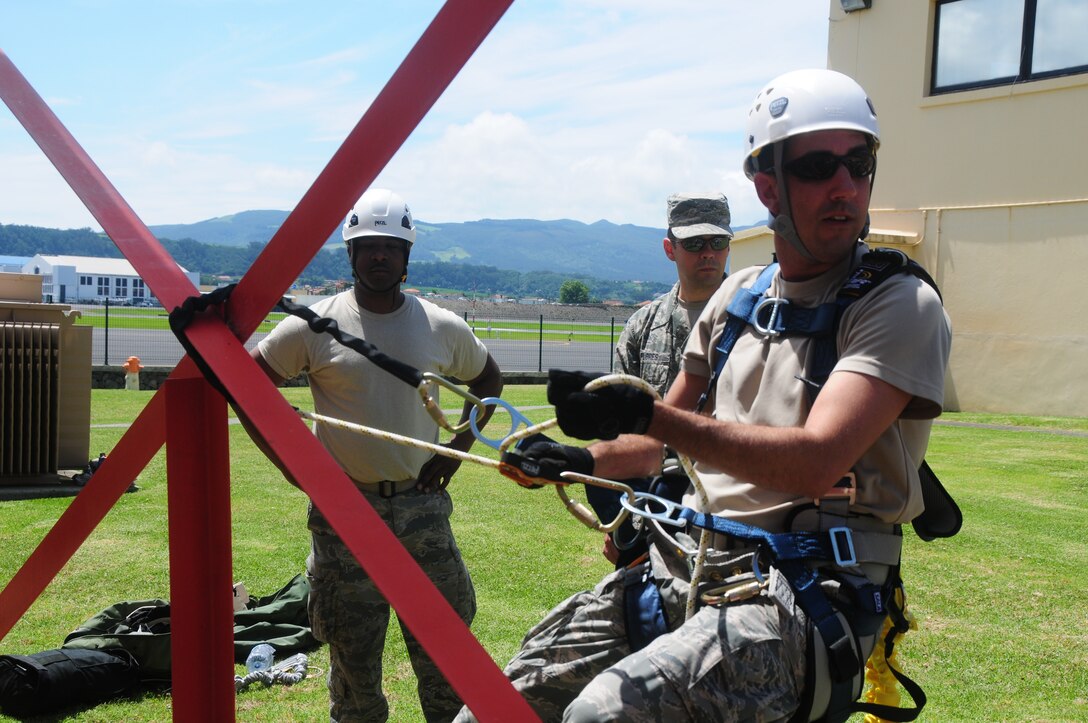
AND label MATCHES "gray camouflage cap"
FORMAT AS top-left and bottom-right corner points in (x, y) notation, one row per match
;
(666, 192), (733, 240)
